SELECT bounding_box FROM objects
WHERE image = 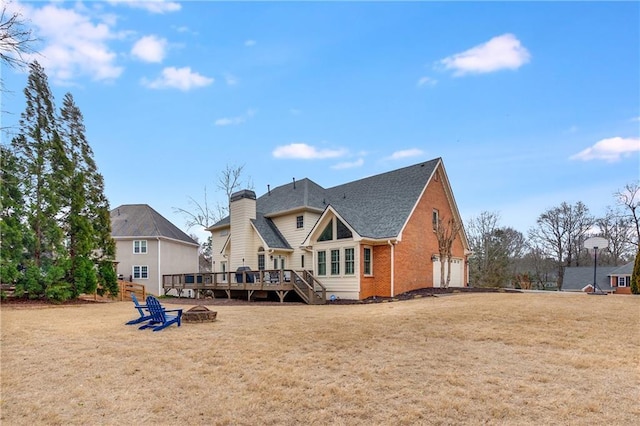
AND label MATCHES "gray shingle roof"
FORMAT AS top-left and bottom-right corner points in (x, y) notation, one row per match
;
(562, 266), (615, 292)
(611, 261), (634, 275)
(110, 204), (198, 245)
(324, 159), (439, 238)
(211, 158), (441, 240)
(251, 215), (292, 250)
